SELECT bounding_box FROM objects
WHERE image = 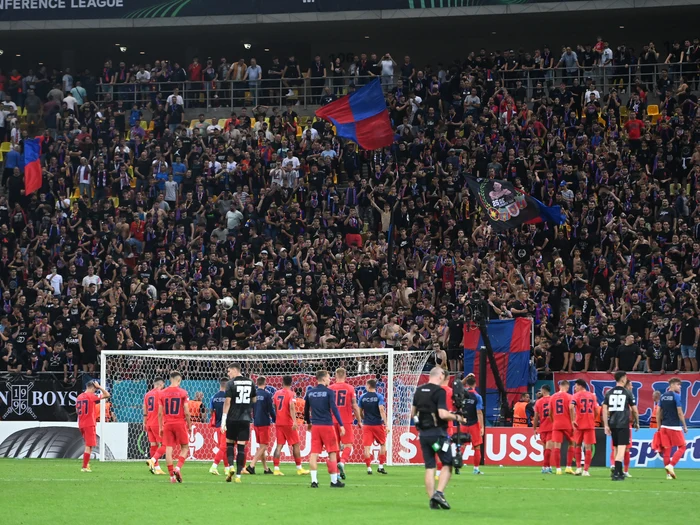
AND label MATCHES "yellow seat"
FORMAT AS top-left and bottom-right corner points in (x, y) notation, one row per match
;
(0, 152), (3, 163)
(250, 117), (256, 128)
(0, 142), (11, 153)
(139, 120), (148, 130)
(647, 104), (659, 124)
(619, 106), (629, 123)
(148, 121), (155, 131)
(189, 120), (197, 129)
(19, 107), (27, 117)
